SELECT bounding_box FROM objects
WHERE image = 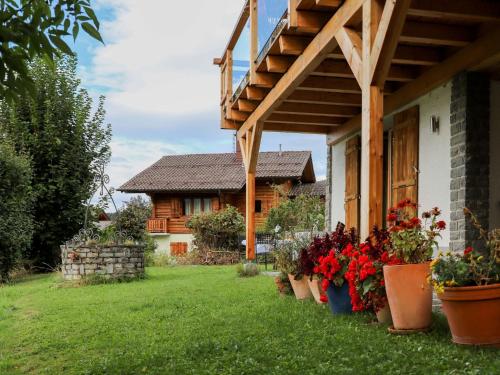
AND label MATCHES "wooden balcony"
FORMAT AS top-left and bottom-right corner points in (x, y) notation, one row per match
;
(147, 218), (168, 233)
